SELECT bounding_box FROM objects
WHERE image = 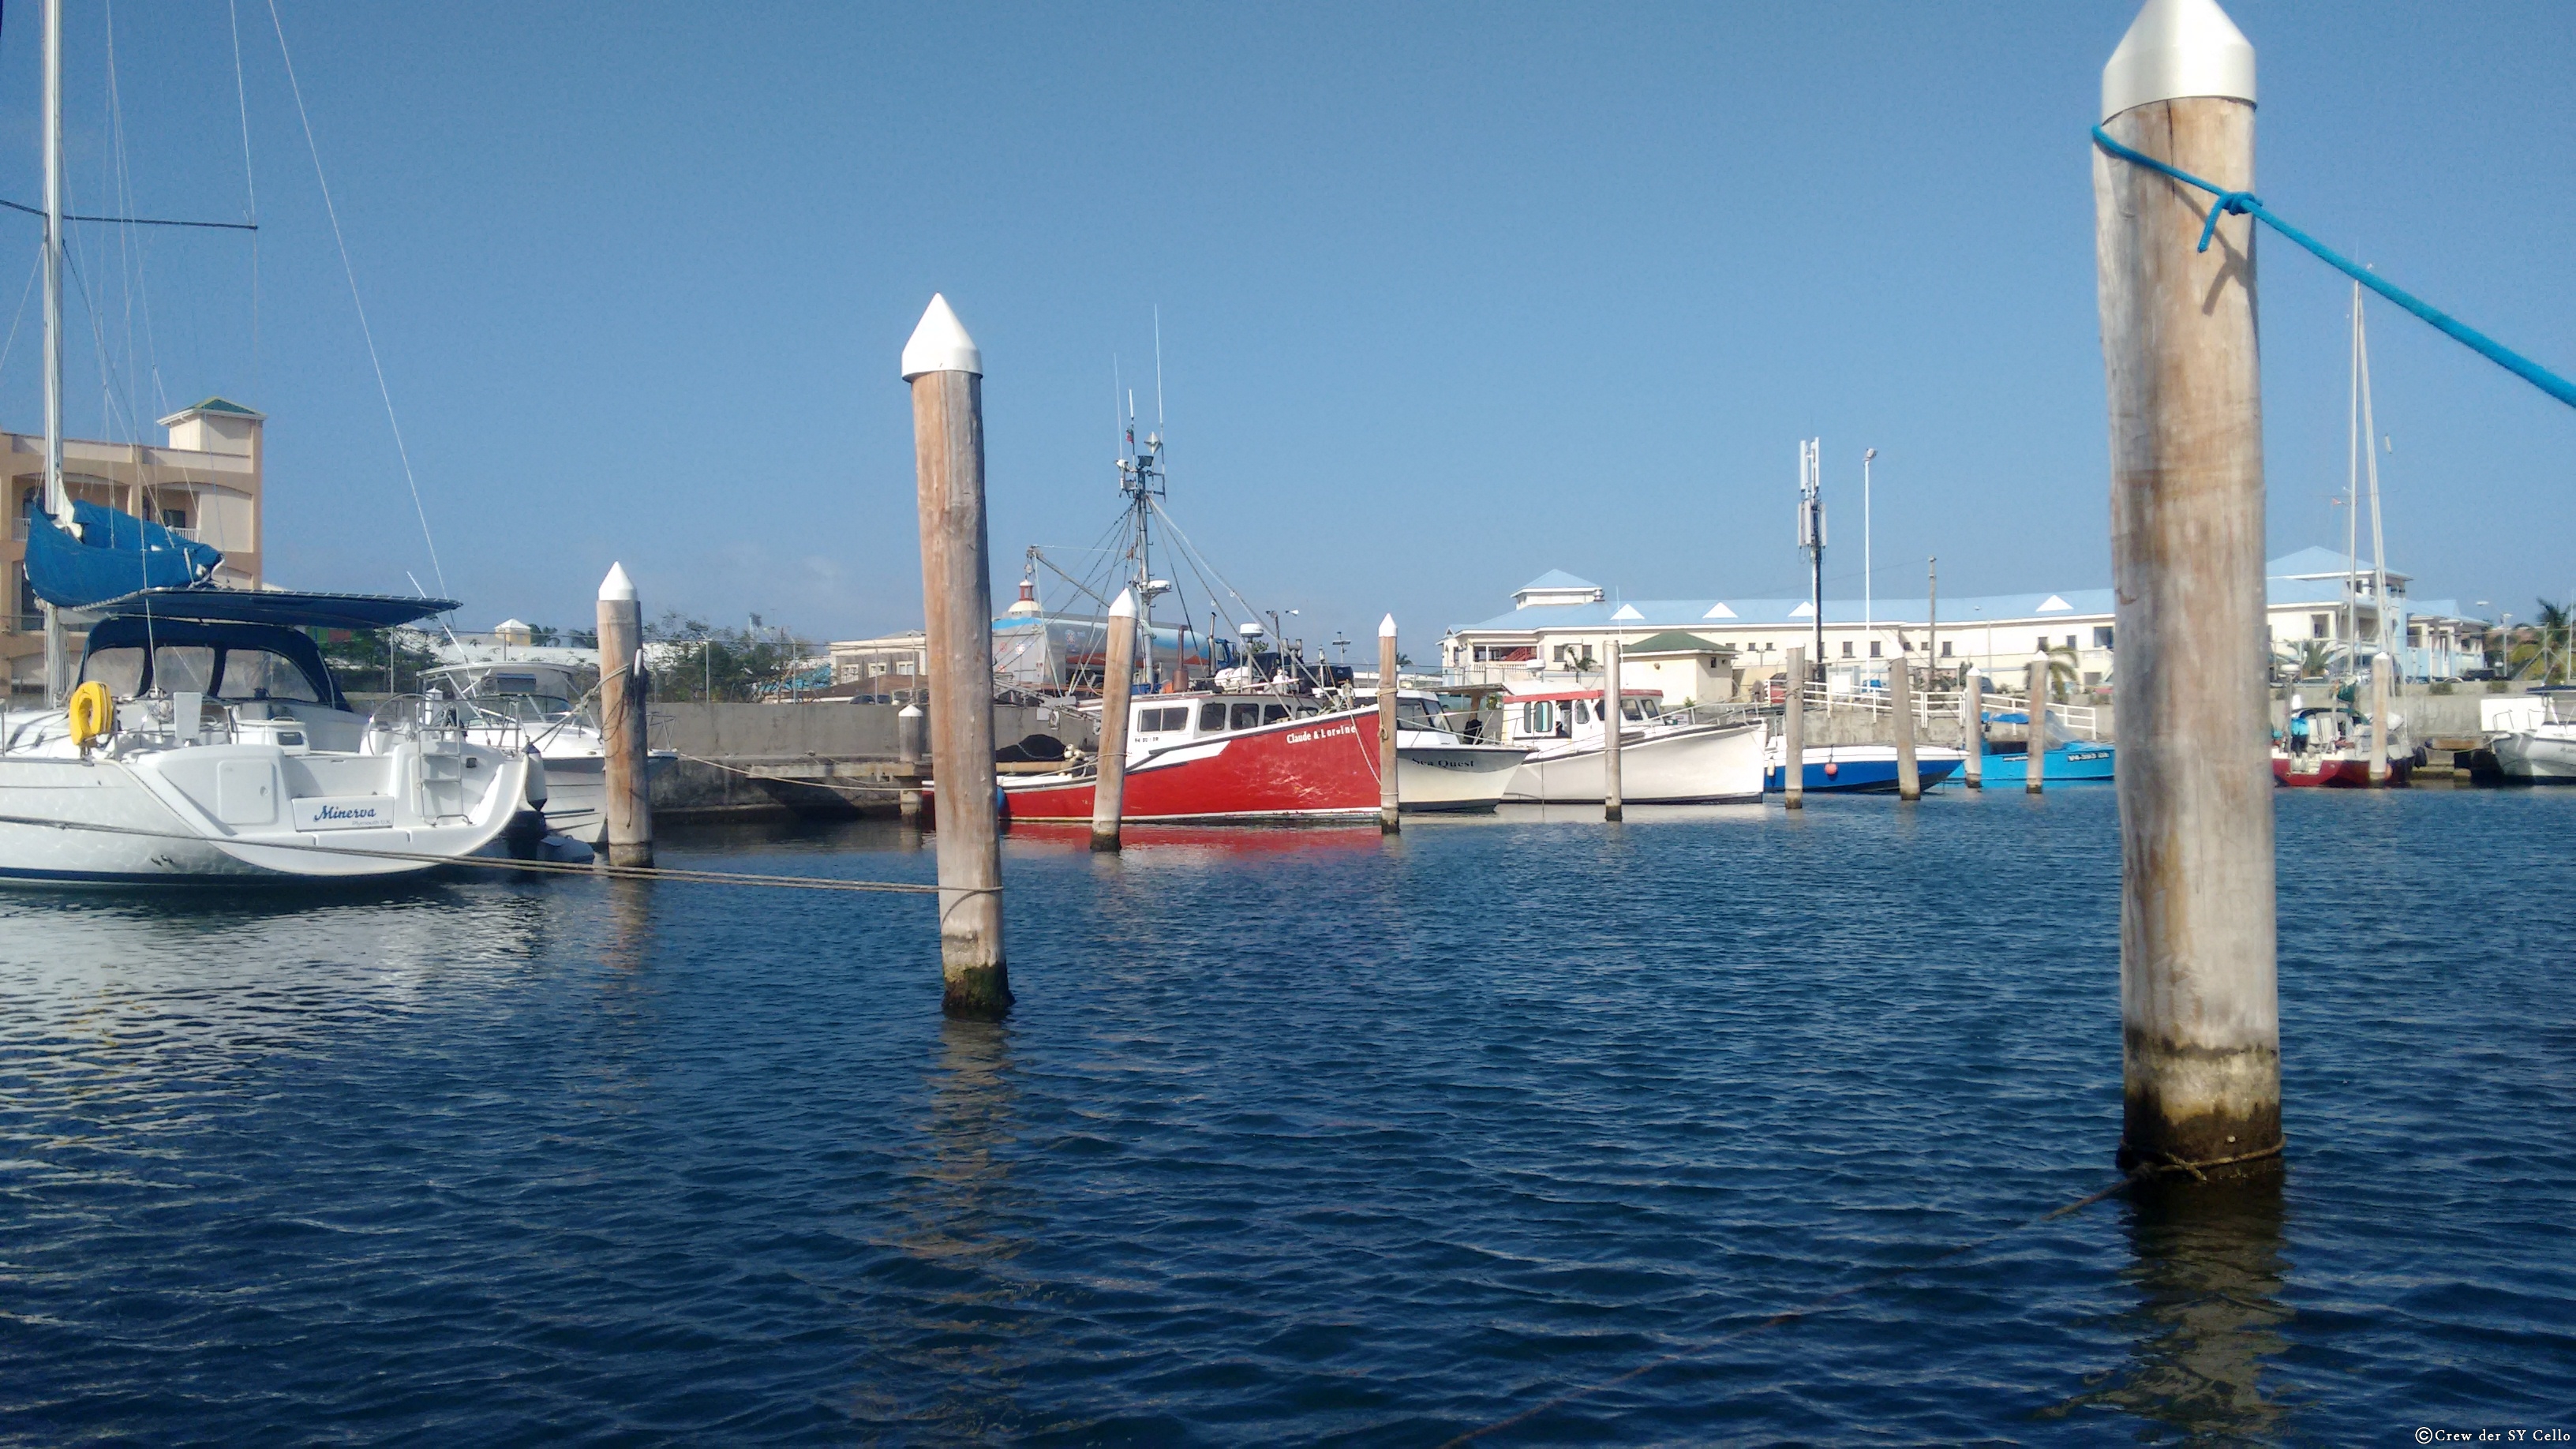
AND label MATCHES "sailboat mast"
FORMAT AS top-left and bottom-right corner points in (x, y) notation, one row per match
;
(2358, 293), (2389, 672)
(2345, 282), (2361, 680)
(39, 0), (67, 706)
